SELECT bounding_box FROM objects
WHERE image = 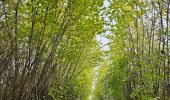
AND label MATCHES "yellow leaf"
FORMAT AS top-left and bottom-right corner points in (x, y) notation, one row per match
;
(122, 5), (132, 11)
